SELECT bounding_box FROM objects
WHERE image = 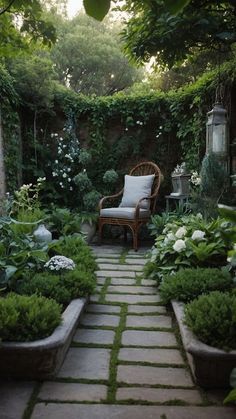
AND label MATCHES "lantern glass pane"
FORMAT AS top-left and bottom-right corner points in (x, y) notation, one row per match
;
(212, 125), (226, 153)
